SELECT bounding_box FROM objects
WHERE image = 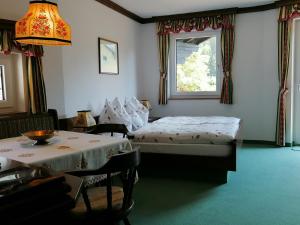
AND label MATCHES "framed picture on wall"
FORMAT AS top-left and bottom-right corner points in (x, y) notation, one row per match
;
(98, 38), (119, 75)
